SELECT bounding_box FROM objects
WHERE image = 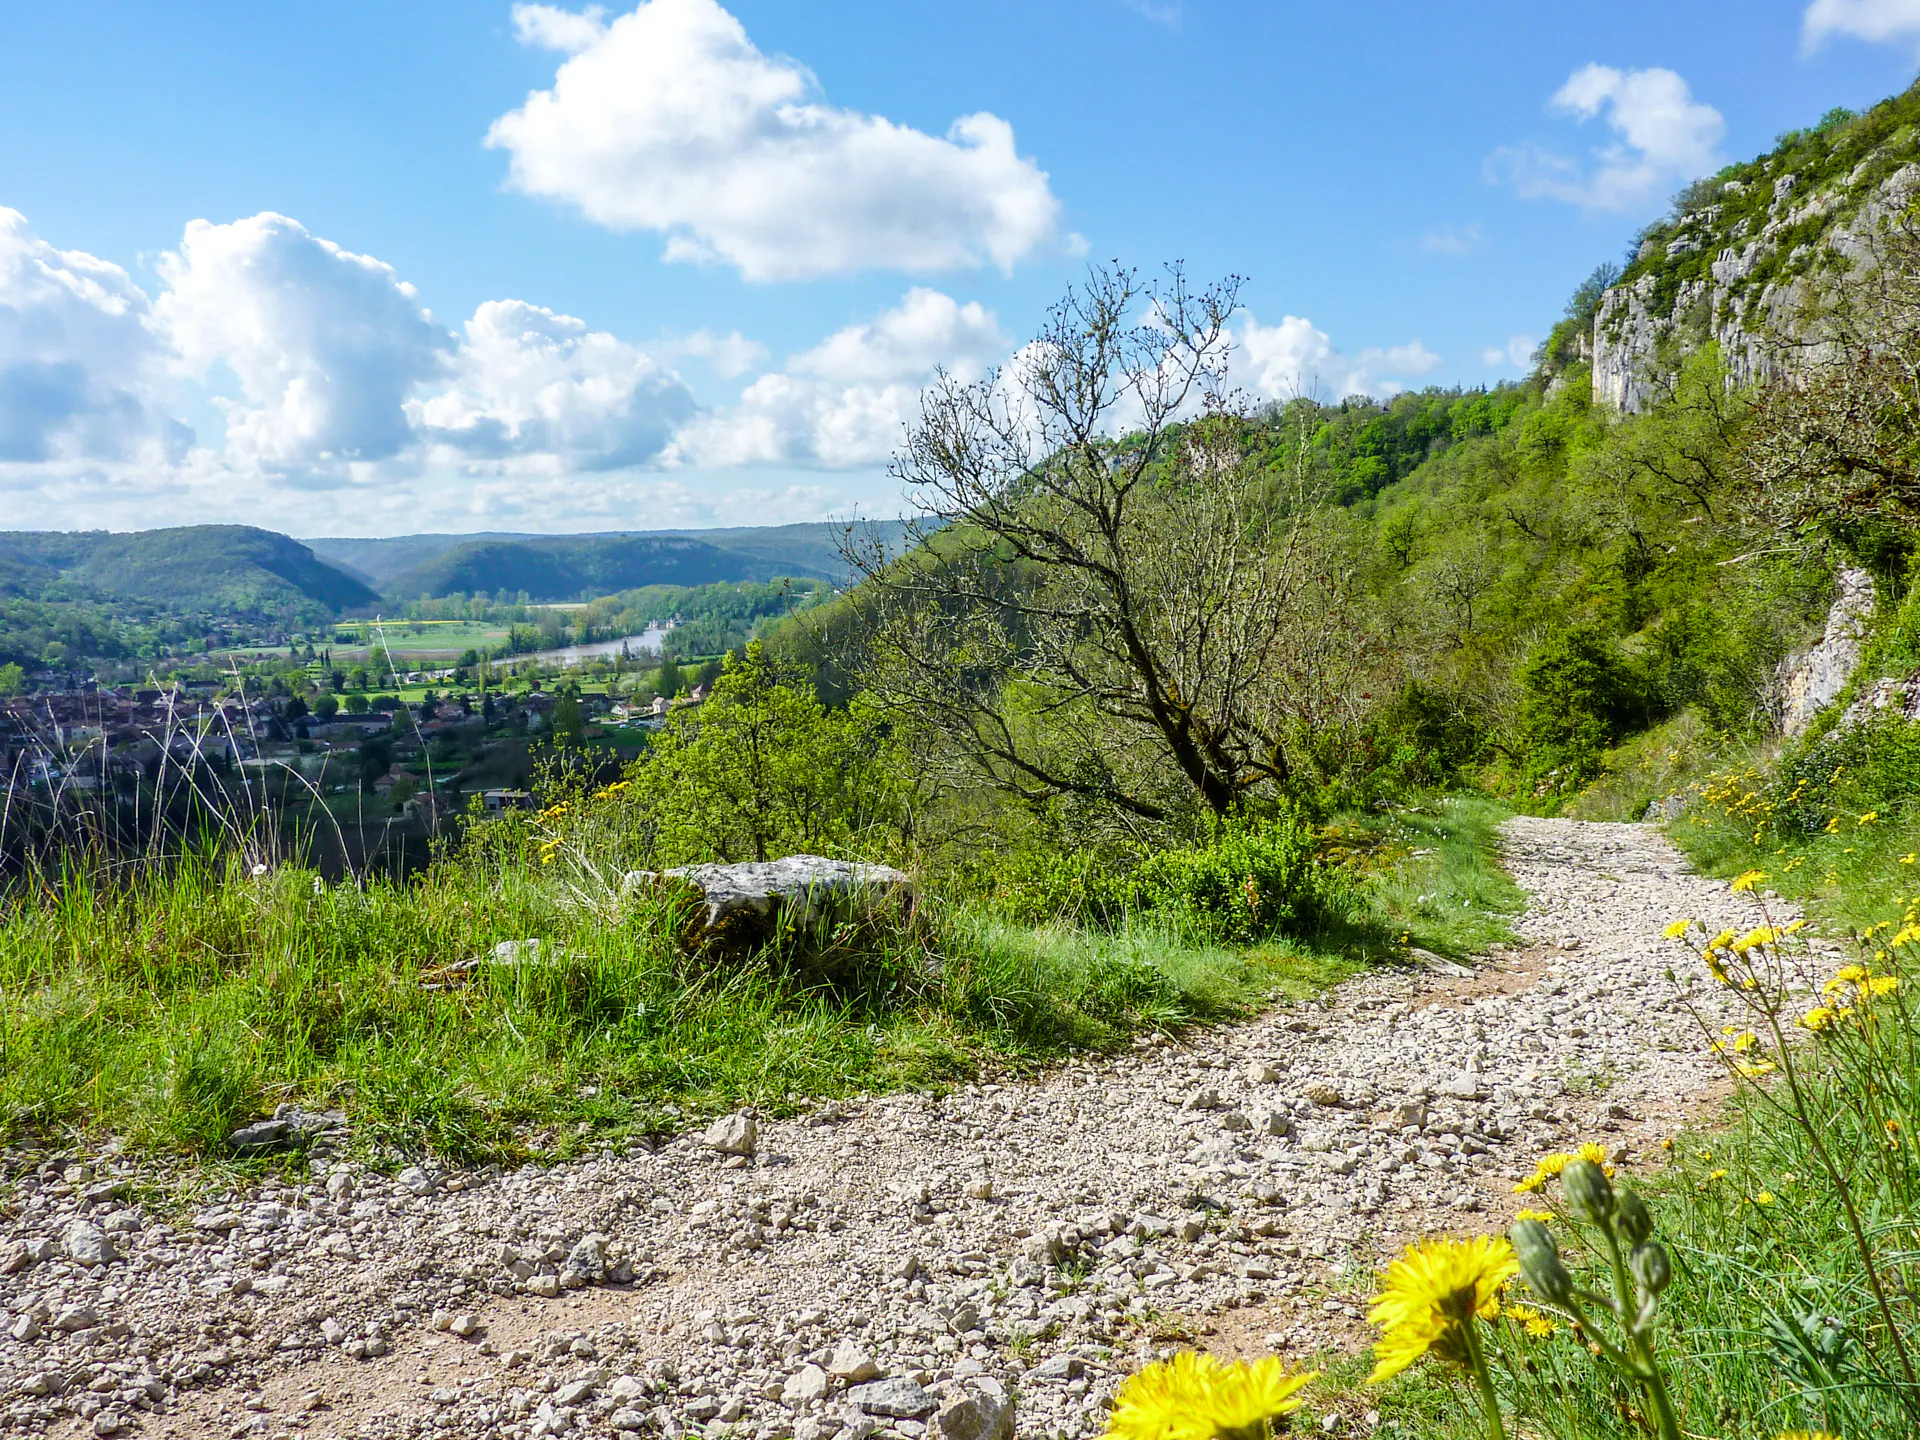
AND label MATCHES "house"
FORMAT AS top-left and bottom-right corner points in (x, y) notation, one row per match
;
(482, 788), (536, 812)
